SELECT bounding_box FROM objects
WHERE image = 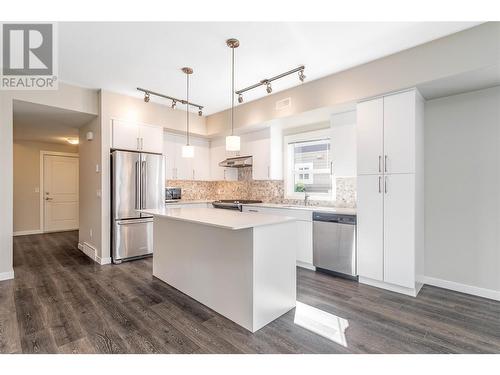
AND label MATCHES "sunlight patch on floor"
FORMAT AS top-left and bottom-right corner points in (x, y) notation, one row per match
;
(293, 301), (349, 347)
